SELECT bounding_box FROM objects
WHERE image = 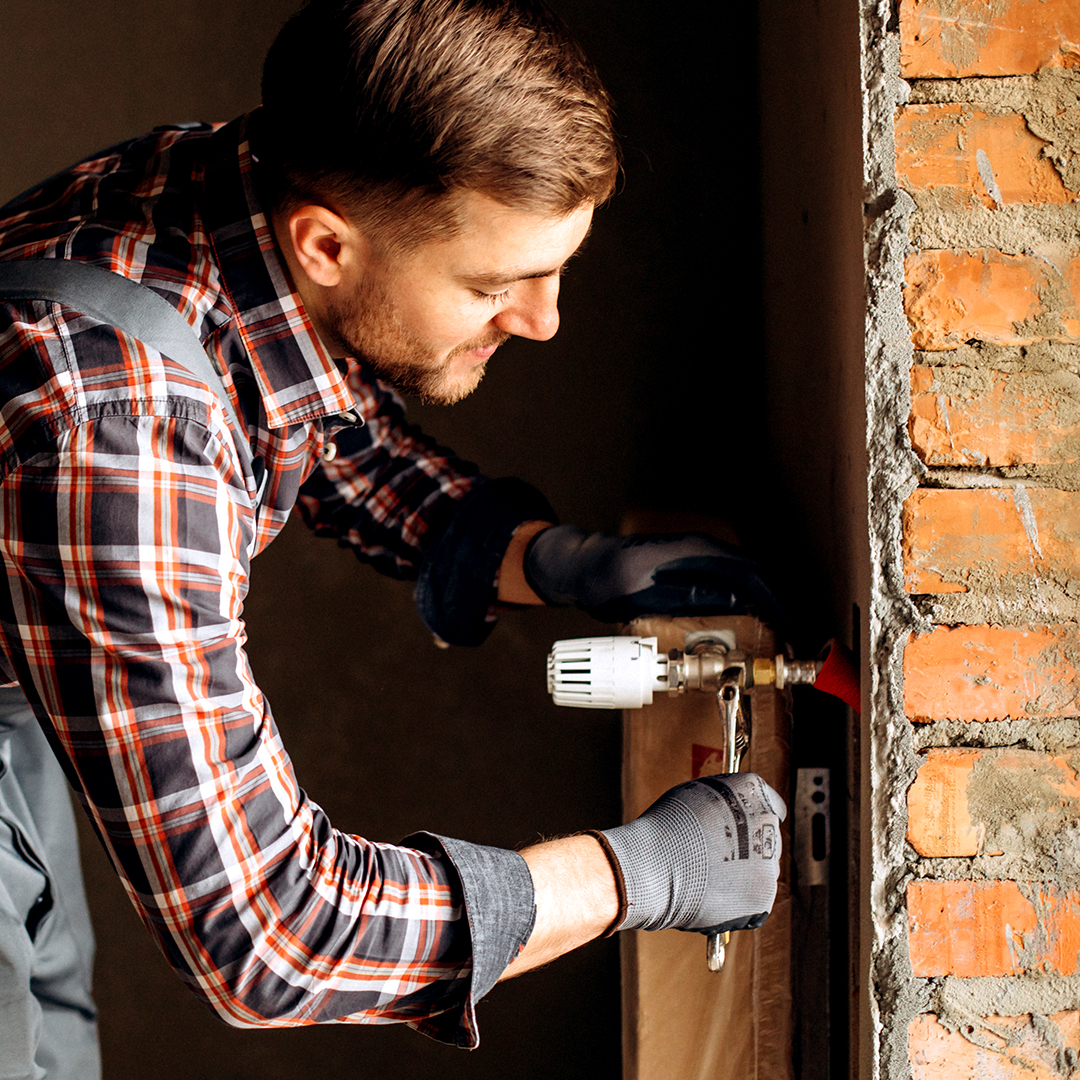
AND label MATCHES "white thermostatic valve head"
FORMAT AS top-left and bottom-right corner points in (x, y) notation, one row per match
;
(547, 636), (668, 709)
